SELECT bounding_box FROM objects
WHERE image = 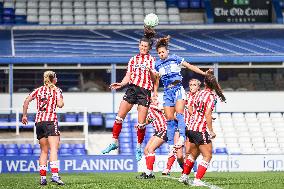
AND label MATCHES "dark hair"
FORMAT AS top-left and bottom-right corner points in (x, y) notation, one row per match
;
(140, 26), (156, 49)
(156, 35), (170, 51)
(204, 72), (226, 102)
